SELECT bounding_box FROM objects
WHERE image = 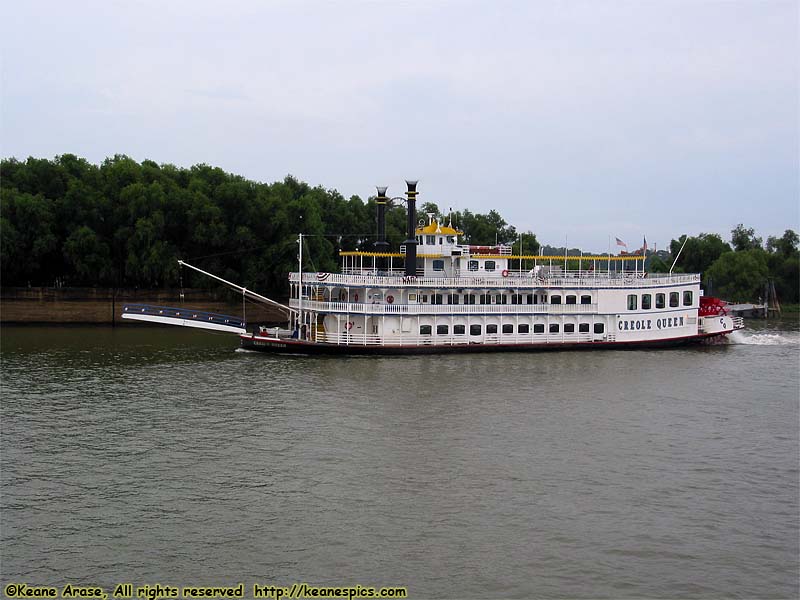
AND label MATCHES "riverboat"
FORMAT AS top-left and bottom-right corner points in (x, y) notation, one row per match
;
(237, 181), (743, 354)
(122, 180), (743, 353)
